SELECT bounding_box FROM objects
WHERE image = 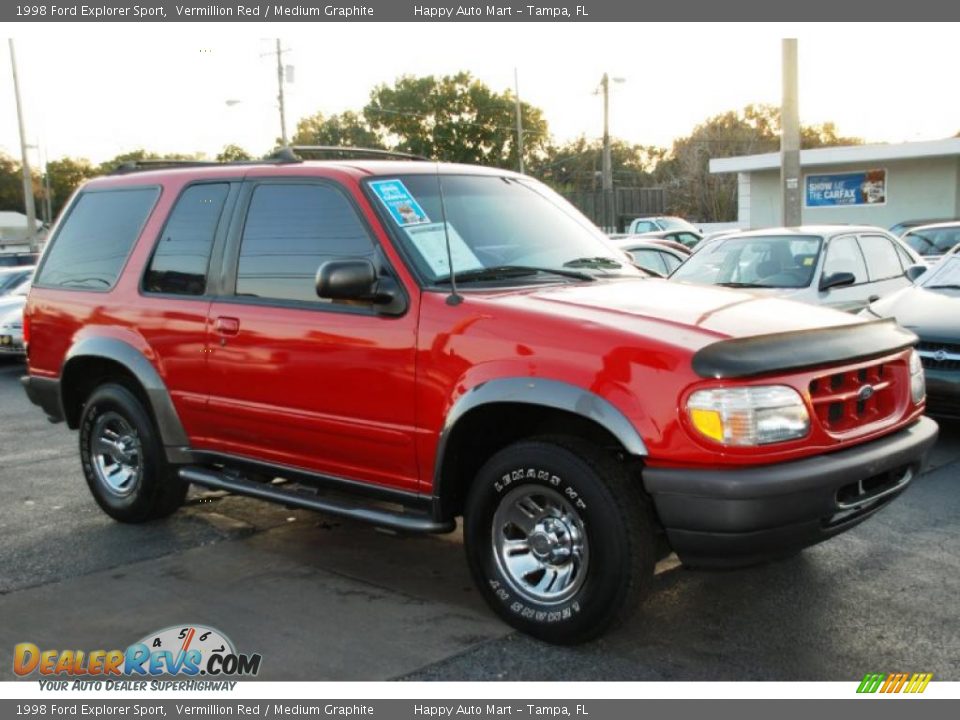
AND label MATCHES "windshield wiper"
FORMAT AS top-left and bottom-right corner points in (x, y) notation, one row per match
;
(716, 281), (779, 288)
(563, 256), (623, 270)
(435, 265), (596, 284)
(926, 284), (960, 290)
